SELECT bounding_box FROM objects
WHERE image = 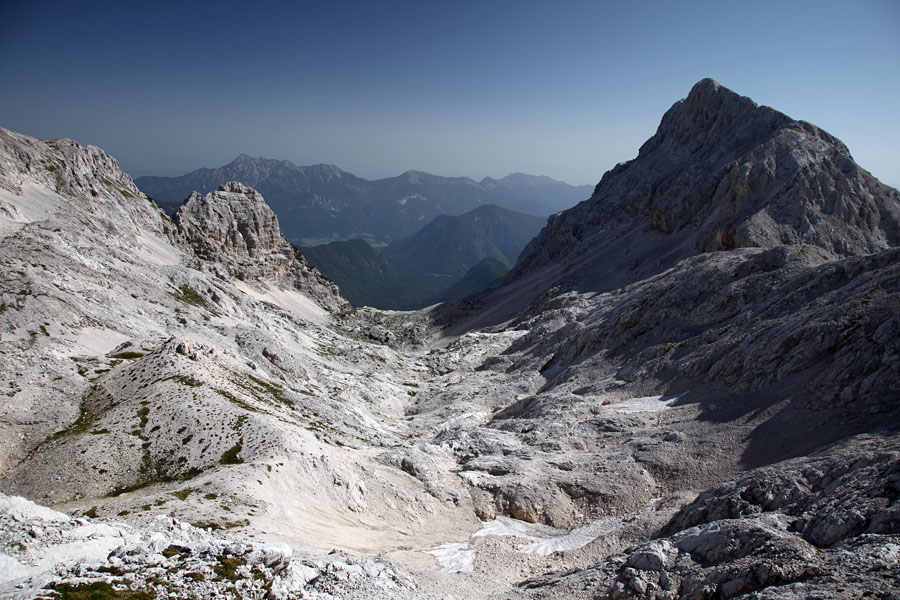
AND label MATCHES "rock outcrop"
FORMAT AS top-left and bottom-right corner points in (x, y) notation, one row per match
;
(519, 435), (900, 600)
(0, 127), (177, 242)
(174, 182), (348, 312)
